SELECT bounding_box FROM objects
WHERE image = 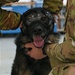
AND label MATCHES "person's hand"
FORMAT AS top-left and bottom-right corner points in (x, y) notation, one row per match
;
(24, 42), (46, 60)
